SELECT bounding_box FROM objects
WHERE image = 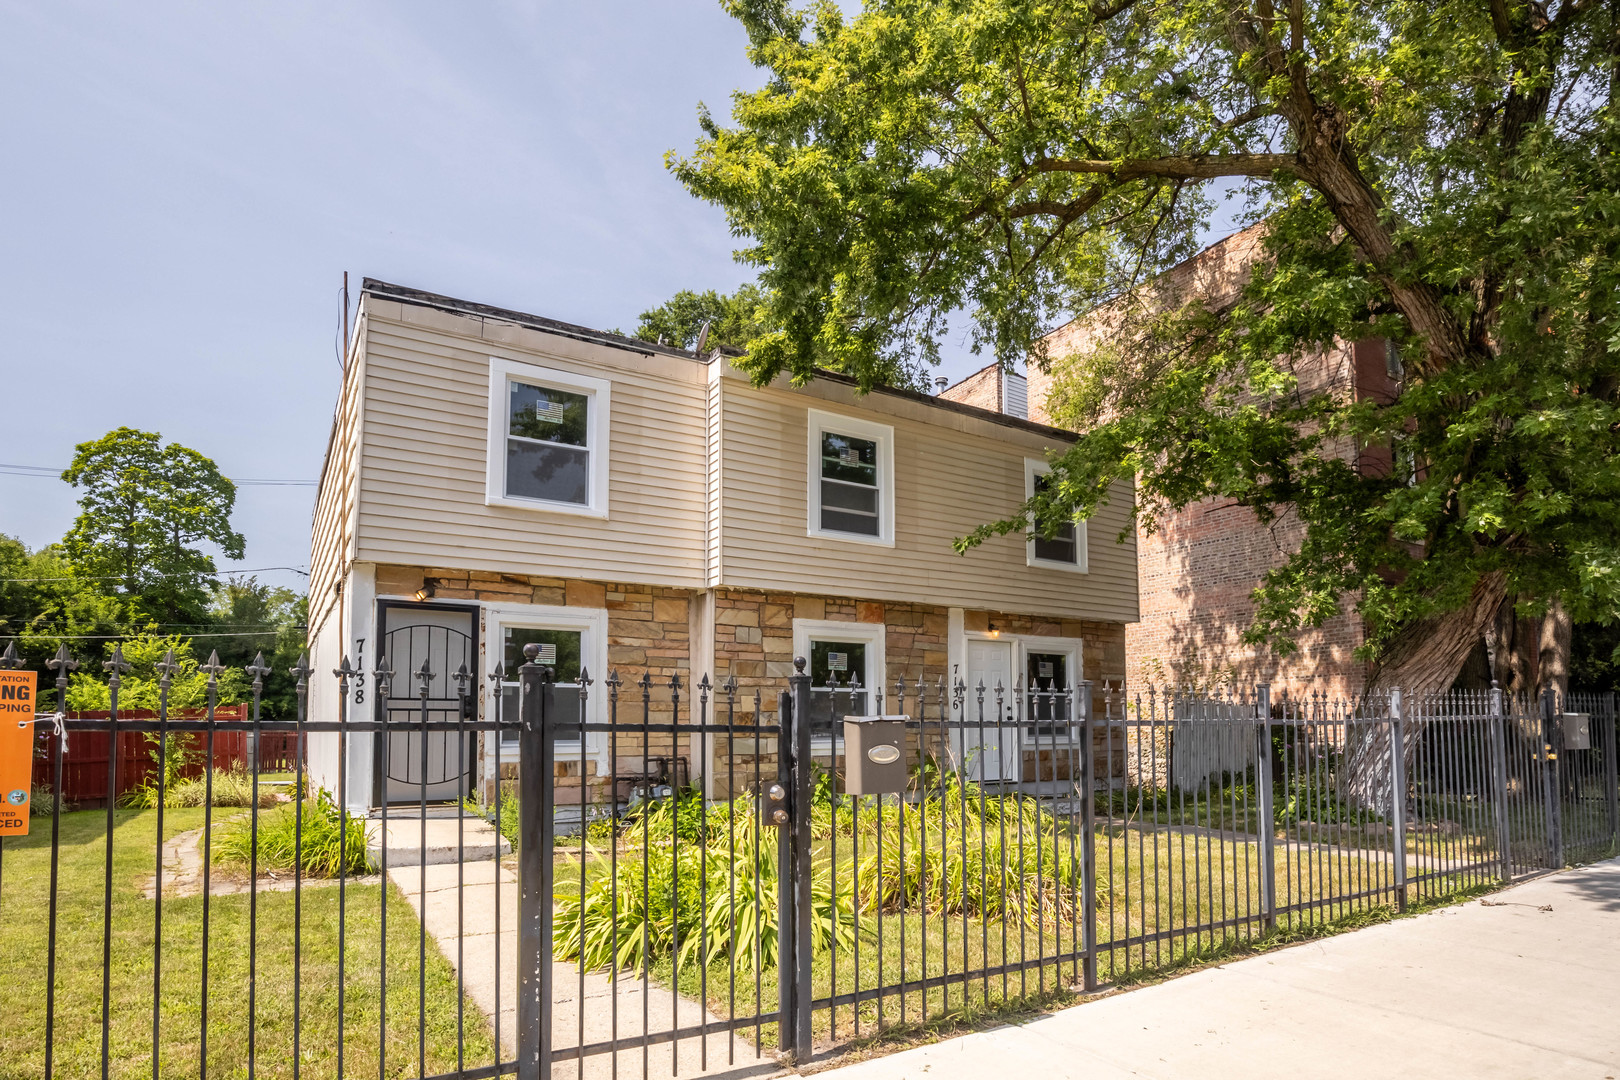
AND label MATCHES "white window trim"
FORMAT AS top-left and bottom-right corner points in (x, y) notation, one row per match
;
(485, 356), (611, 517)
(484, 601), (609, 759)
(1024, 459), (1088, 573)
(793, 617), (886, 746)
(806, 408), (896, 547)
